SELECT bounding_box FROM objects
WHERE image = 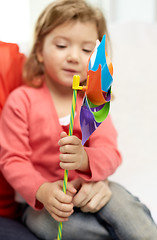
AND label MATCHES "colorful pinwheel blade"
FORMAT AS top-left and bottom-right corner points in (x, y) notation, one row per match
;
(80, 34), (113, 145)
(80, 96), (110, 145)
(88, 35), (113, 93)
